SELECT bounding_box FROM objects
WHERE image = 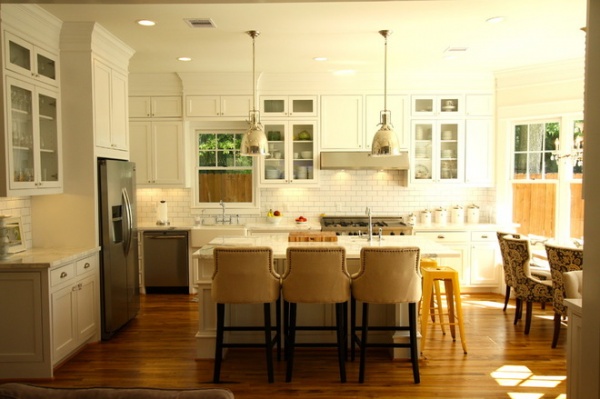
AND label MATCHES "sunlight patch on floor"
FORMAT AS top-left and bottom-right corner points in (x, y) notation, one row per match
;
(491, 365), (566, 398)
